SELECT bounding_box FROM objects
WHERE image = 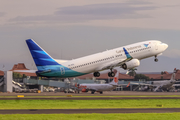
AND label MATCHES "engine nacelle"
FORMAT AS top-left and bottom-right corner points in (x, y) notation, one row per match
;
(82, 89), (88, 92)
(122, 59), (140, 70)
